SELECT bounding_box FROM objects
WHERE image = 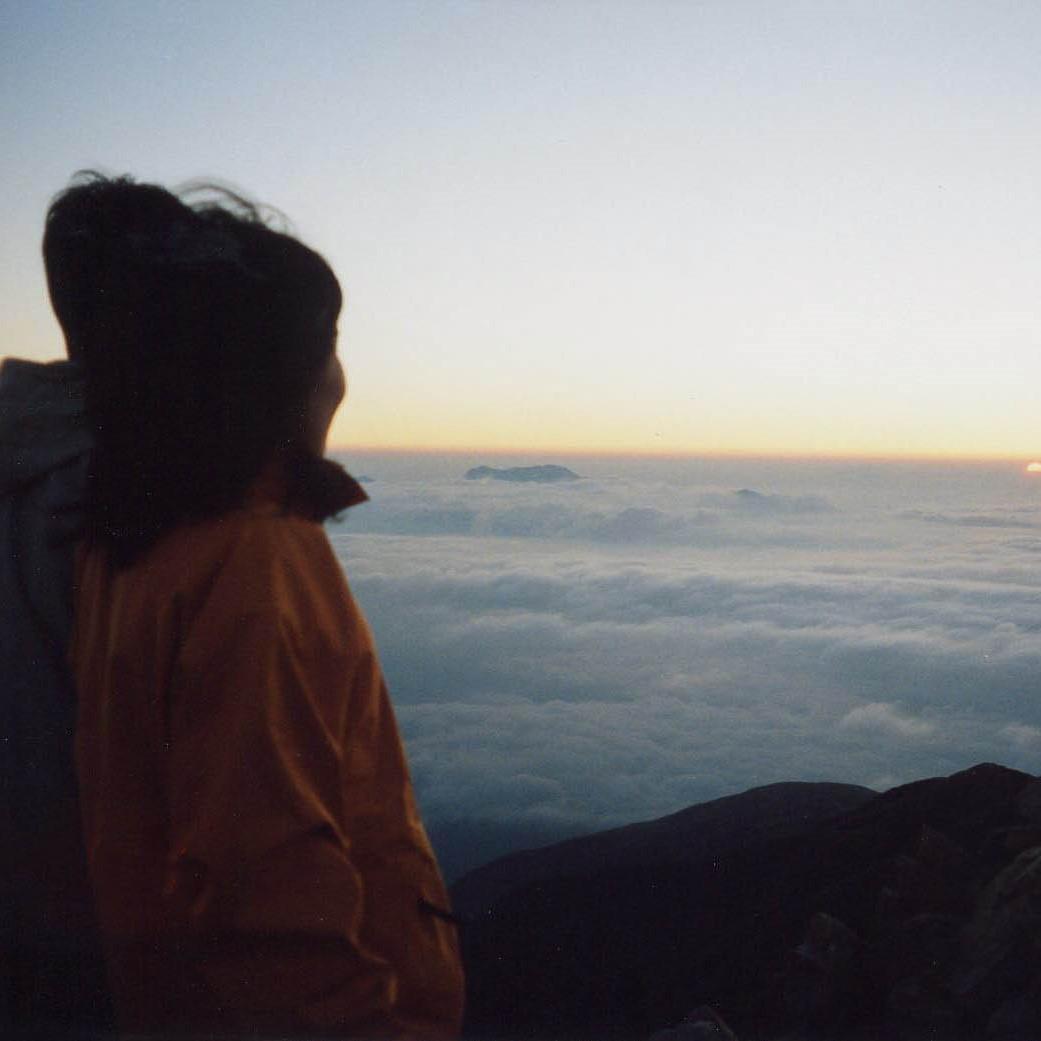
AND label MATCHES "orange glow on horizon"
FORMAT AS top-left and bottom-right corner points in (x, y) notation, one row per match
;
(328, 399), (1040, 464)
(328, 439), (1035, 466)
